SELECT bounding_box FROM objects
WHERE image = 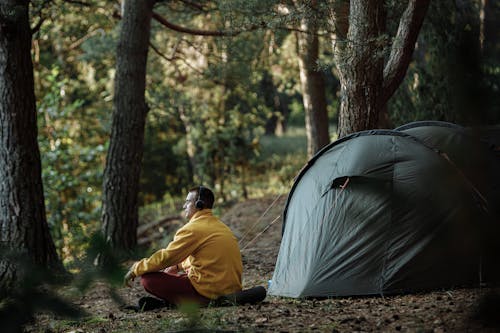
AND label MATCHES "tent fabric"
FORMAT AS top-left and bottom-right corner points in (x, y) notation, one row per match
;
(479, 125), (500, 218)
(395, 121), (488, 193)
(396, 121), (500, 284)
(269, 127), (499, 298)
(395, 121), (500, 220)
